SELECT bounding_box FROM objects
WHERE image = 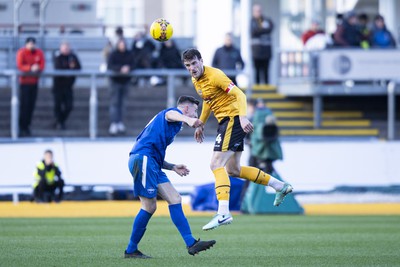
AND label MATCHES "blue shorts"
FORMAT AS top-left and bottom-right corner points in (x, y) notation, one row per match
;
(128, 154), (169, 198)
